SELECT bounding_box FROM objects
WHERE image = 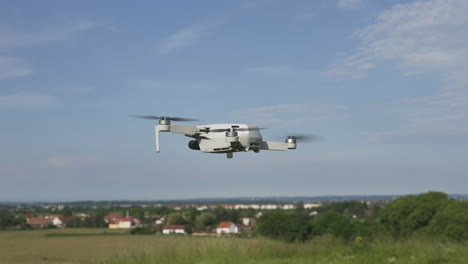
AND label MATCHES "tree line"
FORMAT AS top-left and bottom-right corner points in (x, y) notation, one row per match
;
(256, 192), (468, 242)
